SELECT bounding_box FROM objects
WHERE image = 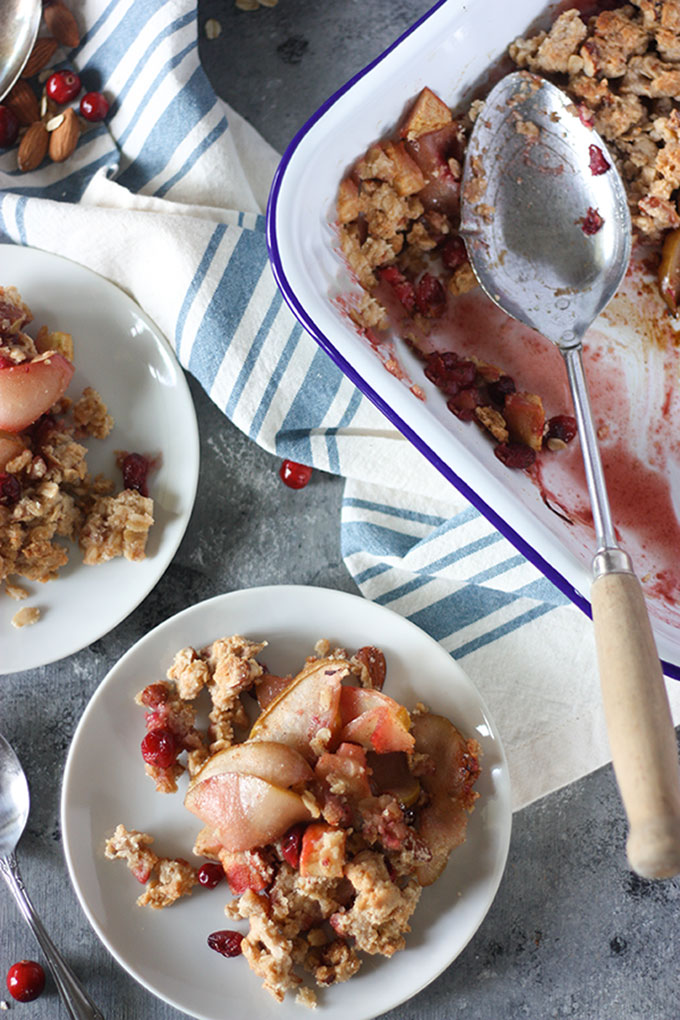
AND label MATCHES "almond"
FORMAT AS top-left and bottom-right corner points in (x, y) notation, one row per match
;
(17, 122), (49, 172)
(21, 38), (58, 79)
(5, 81), (41, 126)
(48, 106), (79, 162)
(42, 3), (80, 49)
